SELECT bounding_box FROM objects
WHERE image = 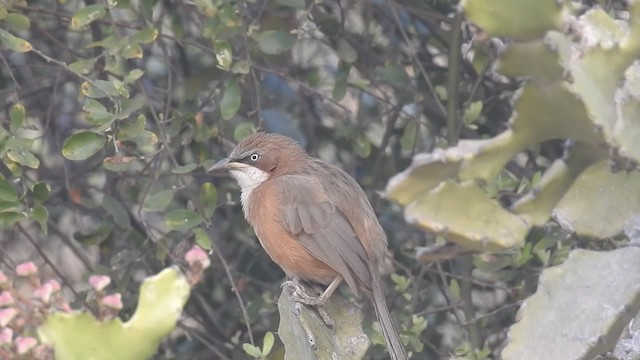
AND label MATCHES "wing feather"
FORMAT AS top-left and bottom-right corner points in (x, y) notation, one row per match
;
(276, 175), (371, 295)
